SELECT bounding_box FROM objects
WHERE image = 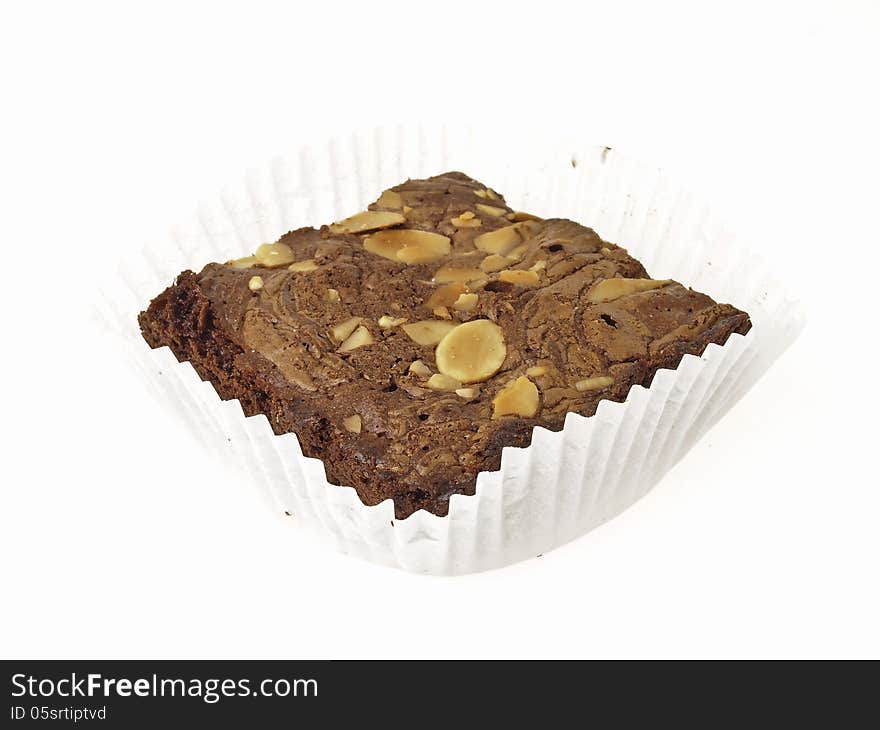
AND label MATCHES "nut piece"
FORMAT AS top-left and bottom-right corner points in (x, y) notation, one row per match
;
(427, 373), (462, 392)
(474, 220), (539, 255)
(475, 203), (507, 218)
(492, 376), (540, 420)
(364, 229), (451, 262)
(408, 359), (432, 378)
(330, 316), (363, 343)
(498, 269), (540, 287)
(451, 216), (482, 228)
(575, 376), (614, 392)
(600, 247), (612, 256)
(455, 387), (478, 400)
(451, 210), (482, 228)
(248, 276), (264, 291)
(510, 211), (543, 222)
(474, 188), (499, 201)
(289, 259), (319, 272)
(506, 242), (530, 261)
(325, 288), (341, 302)
(587, 278), (670, 303)
(402, 320), (458, 346)
(329, 210), (406, 234)
(375, 189), (403, 210)
(227, 255), (257, 269)
(255, 242), (296, 267)
(474, 225), (521, 255)
(396, 245), (447, 265)
(435, 319), (506, 384)
(452, 292), (479, 312)
(526, 366), (548, 377)
(433, 265), (484, 284)
(433, 306), (452, 320)
(529, 259), (547, 272)
(480, 254), (513, 273)
(342, 415), (362, 433)
(337, 324), (374, 353)
(378, 315), (407, 329)
(426, 282), (467, 308)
